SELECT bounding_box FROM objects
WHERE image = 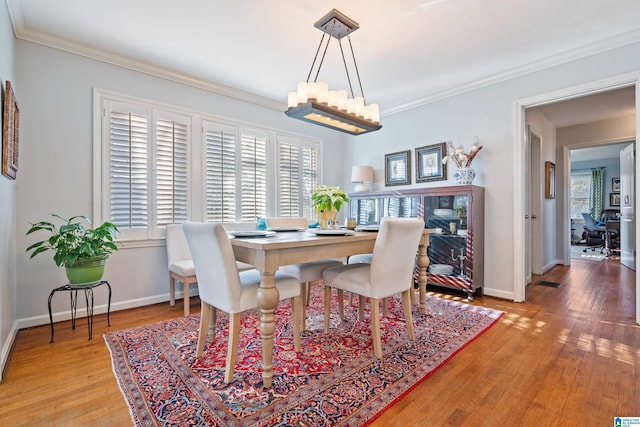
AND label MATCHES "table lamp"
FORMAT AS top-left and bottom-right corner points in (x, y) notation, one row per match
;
(351, 165), (374, 192)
